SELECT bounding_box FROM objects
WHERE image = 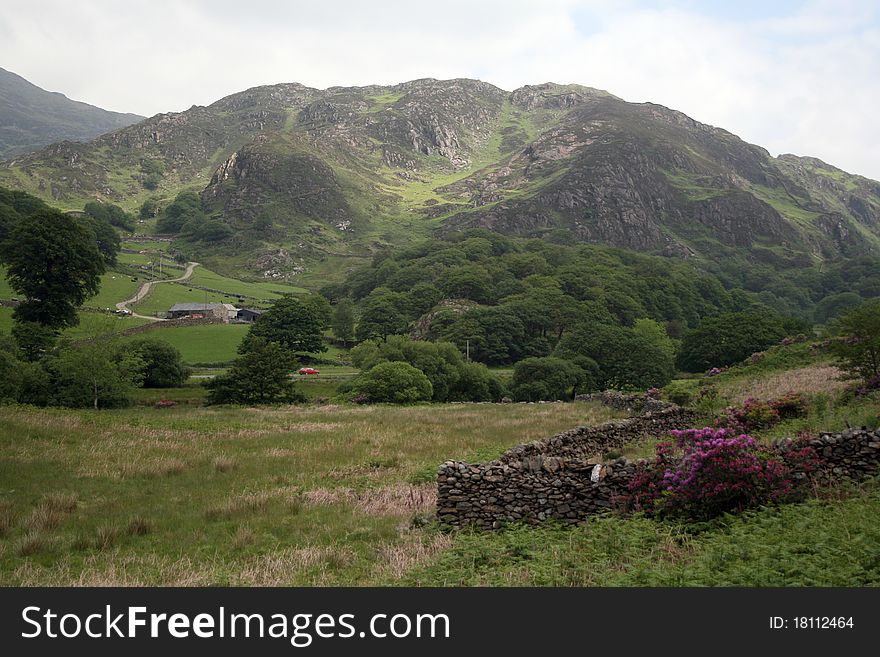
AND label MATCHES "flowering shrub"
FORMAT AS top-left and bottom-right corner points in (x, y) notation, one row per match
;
(769, 392), (809, 420)
(618, 428), (817, 521)
(715, 398), (779, 433)
(715, 394), (809, 433)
